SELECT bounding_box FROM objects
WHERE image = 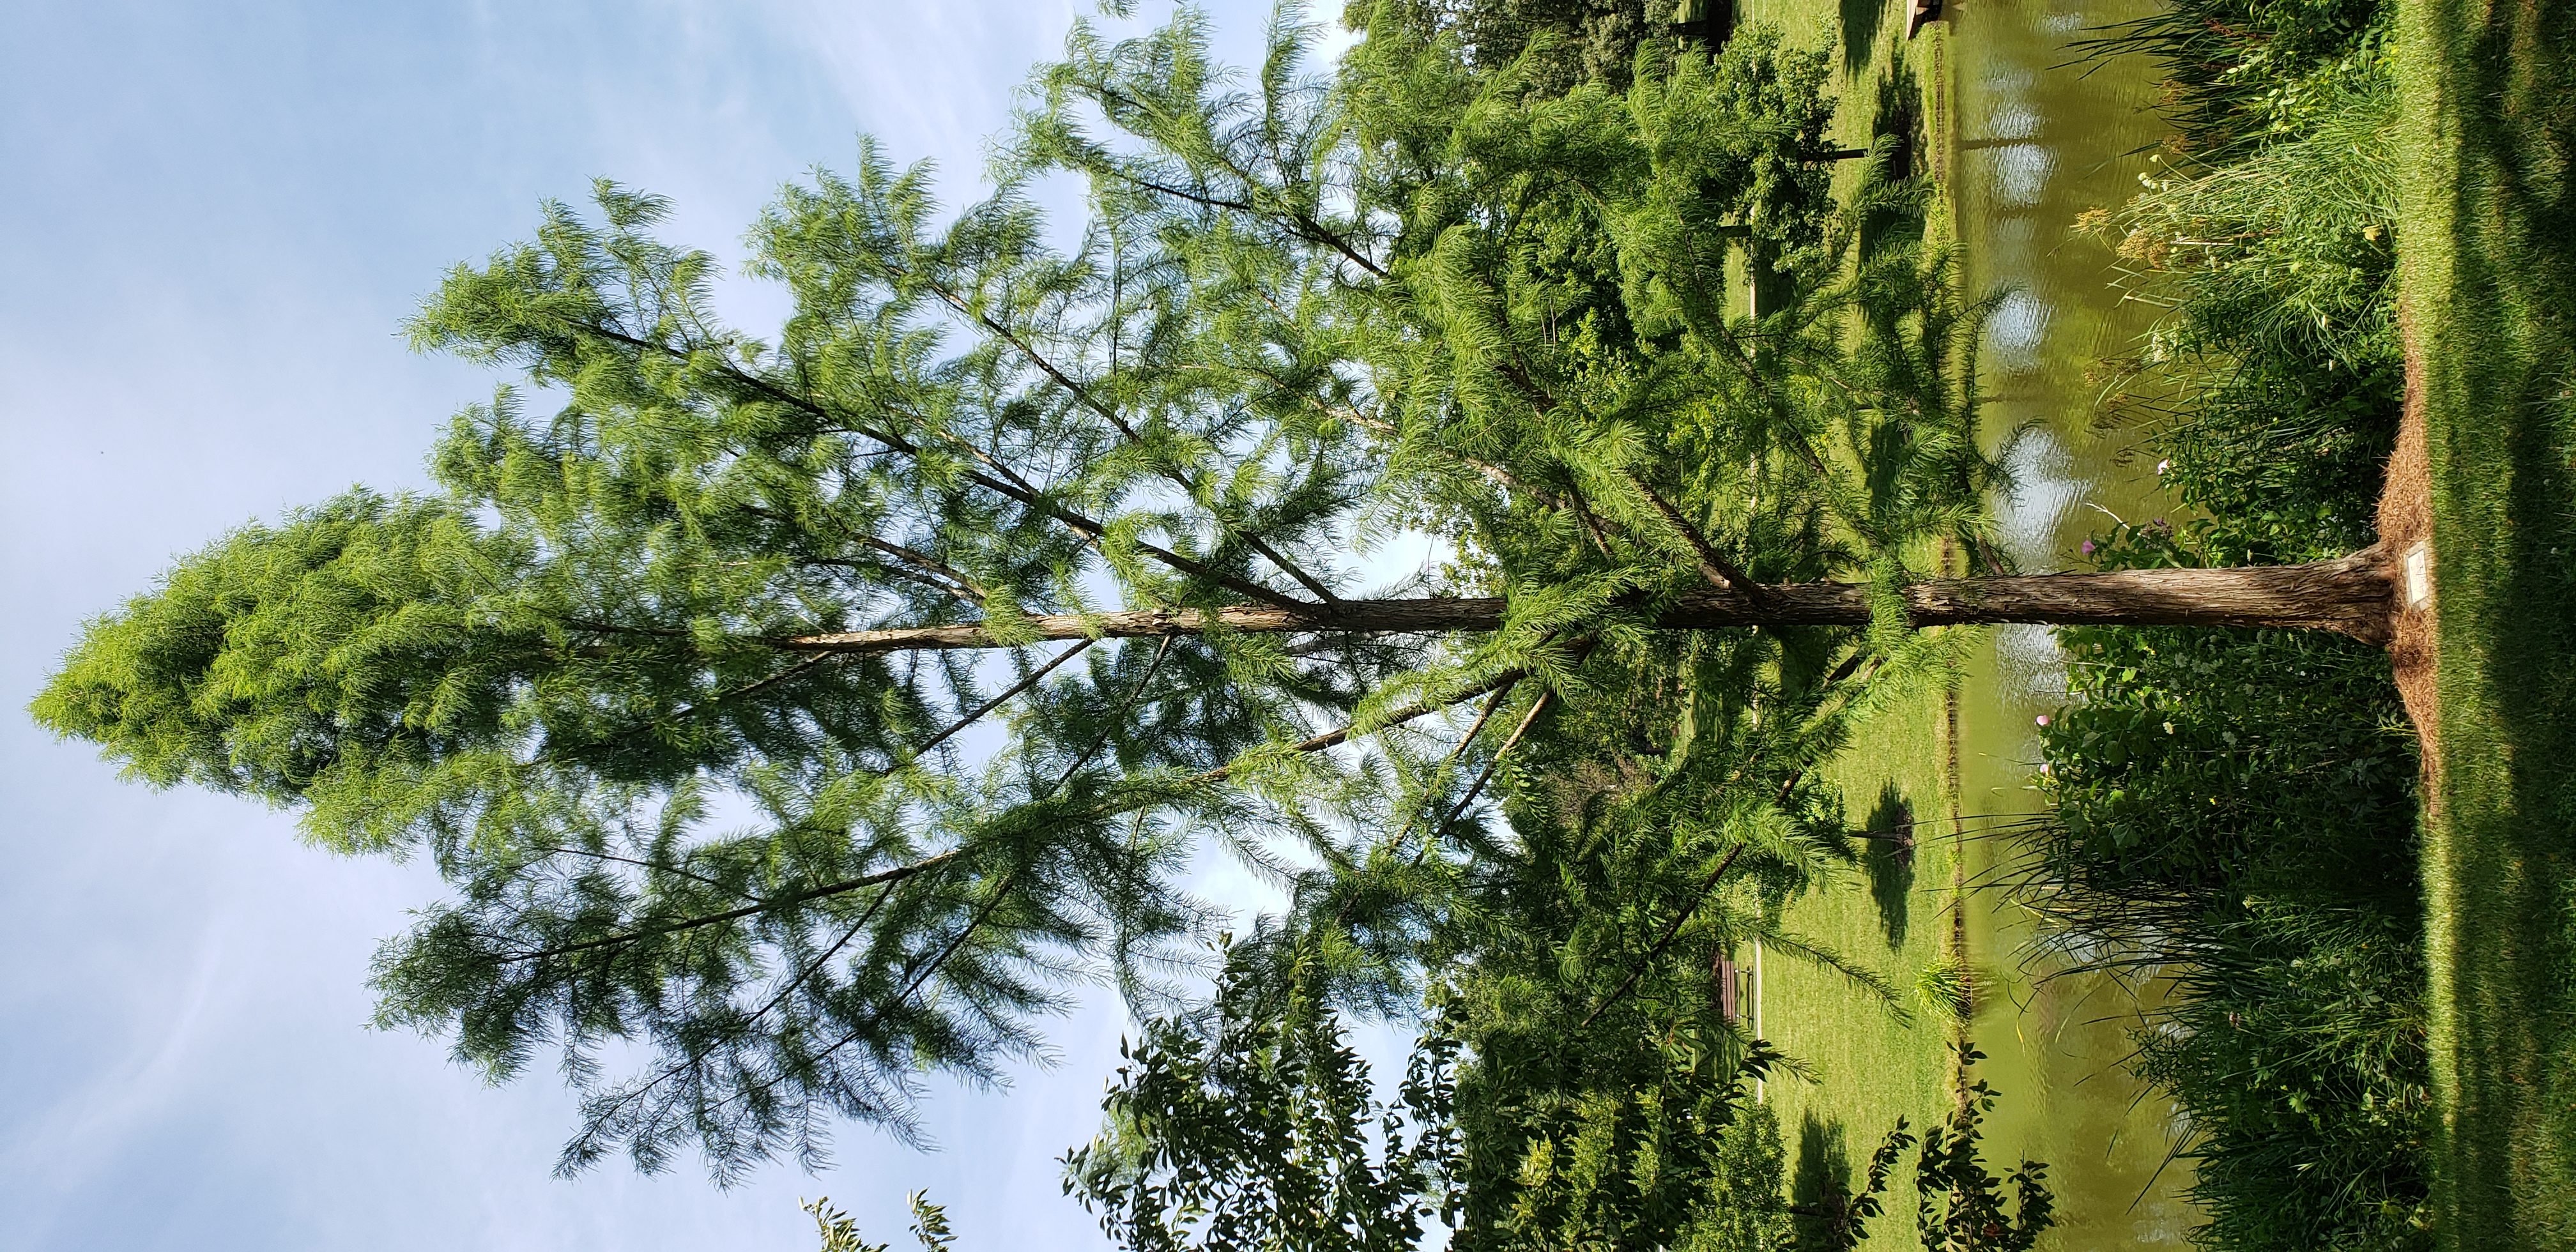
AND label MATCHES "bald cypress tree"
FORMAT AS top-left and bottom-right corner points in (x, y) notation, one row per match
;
(32, 6), (2396, 1179)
